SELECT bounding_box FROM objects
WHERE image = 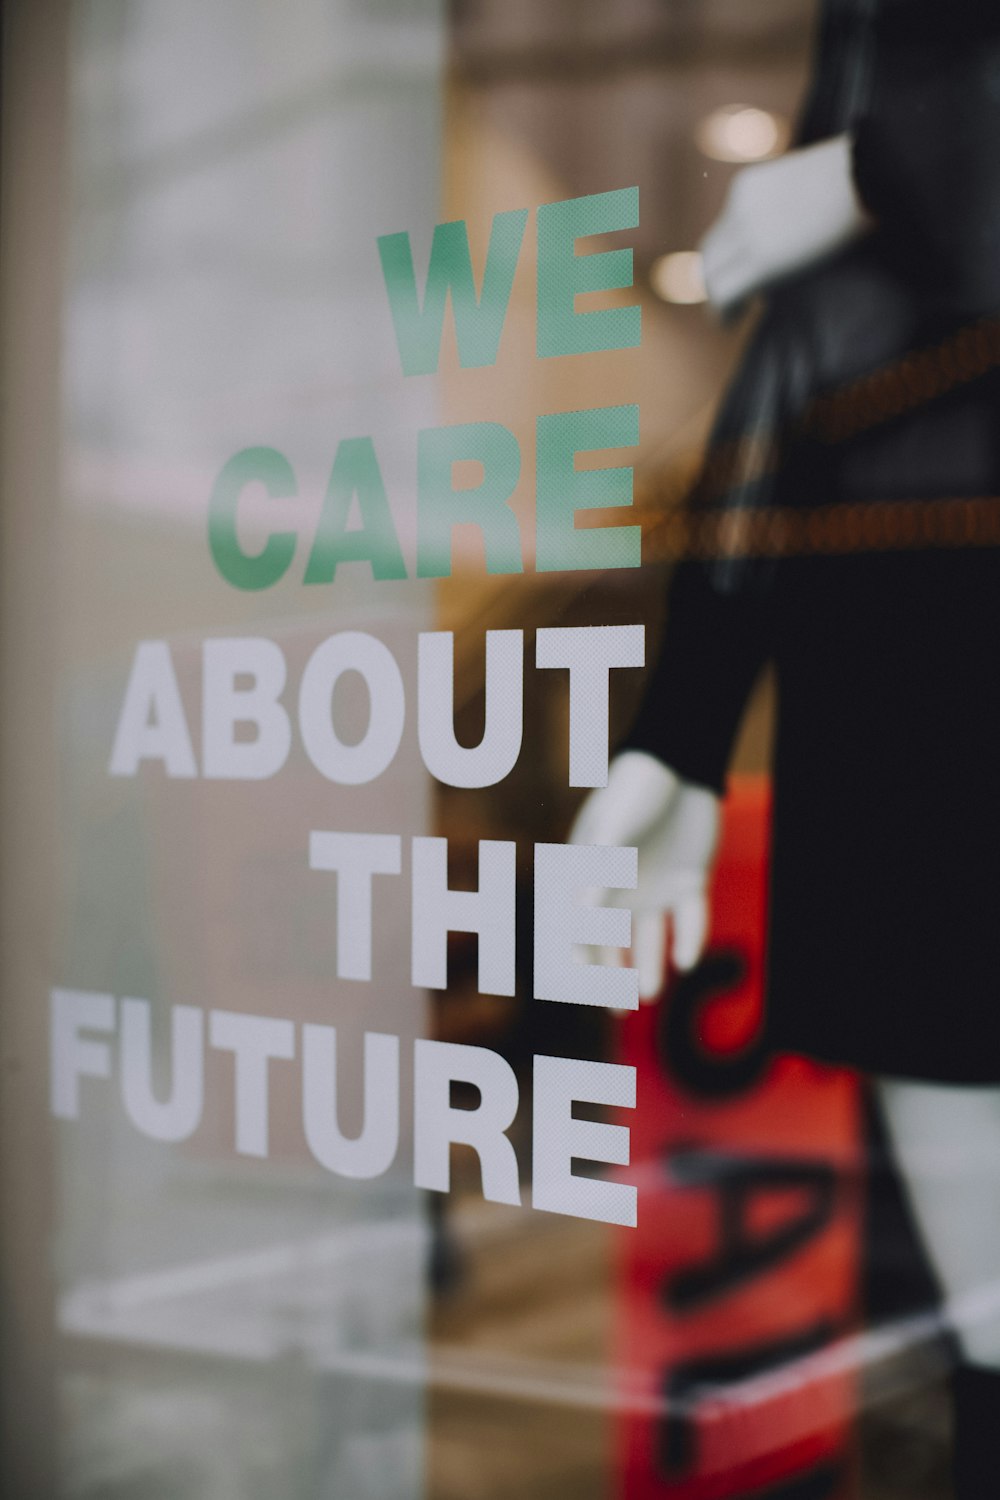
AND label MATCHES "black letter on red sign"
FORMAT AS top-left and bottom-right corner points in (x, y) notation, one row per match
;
(664, 1147), (838, 1313)
(659, 949), (769, 1099)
